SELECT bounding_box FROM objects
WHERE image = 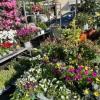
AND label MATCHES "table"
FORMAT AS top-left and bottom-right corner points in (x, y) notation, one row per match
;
(0, 48), (27, 64)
